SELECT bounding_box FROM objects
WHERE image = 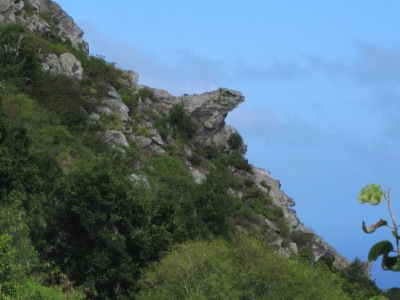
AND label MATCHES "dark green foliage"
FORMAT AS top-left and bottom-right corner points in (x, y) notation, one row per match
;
(169, 103), (197, 139)
(74, 53), (123, 96)
(26, 73), (87, 131)
(216, 152), (253, 173)
(40, 154), (173, 298)
(0, 105), (40, 194)
(227, 132), (244, 150)
(23, 0), (35, 16)
(183, 166), (241, 238)
(0, 23), (40, 86)
(119, 88), (138, 114)
(188, 153), (202, 166)
(339, 258), (381, 299)
(153, 115), (169, 139)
